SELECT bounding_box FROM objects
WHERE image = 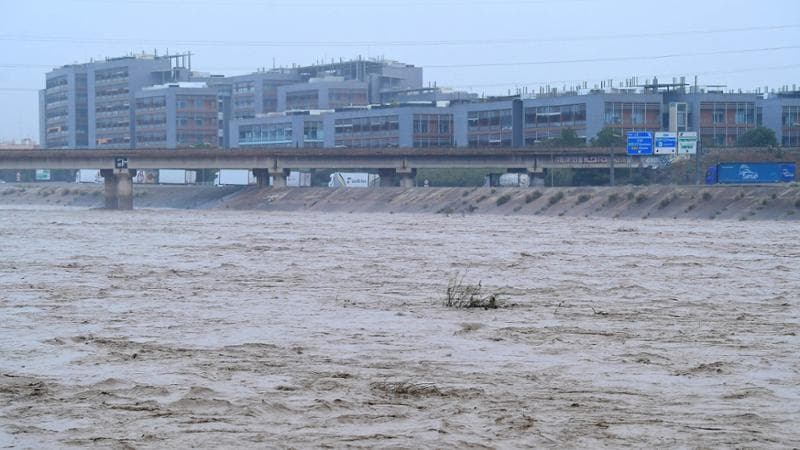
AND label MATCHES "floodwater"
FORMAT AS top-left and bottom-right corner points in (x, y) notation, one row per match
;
(1, 206), (799, 448)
